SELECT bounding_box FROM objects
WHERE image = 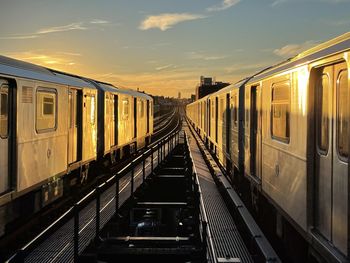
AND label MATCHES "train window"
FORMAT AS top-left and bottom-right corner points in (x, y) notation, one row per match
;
(140, 100), (144, 118)
(150, 101), (153, 116)
(233, 95), (238, 128)
(317, 74), (329, 153)
(90, 95), (95, 125)
(68, 92), (73, 128)
(211, 101), (214, 118)
(220, 99), (224, 120)
(36, 88), (57, 132)
(0, 84), (8, 138)
(337, 70), (349, 159)
(271, 81), (290, 143)
(122, 98), (129, 119)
